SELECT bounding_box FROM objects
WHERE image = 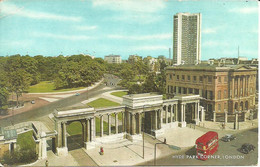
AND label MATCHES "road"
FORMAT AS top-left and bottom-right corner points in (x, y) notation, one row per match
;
(139, 127), (258, 166)
(0, 82), (119, 127)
